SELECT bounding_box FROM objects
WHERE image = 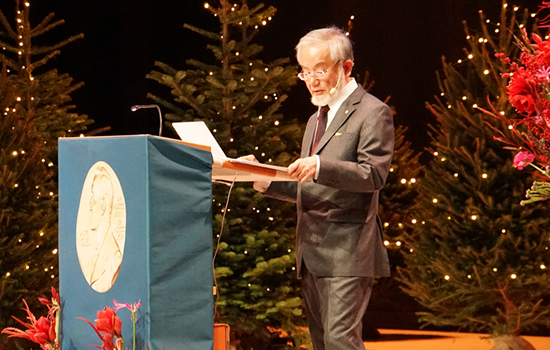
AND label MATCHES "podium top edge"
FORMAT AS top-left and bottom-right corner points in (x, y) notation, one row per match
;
(59, 135), (212, 152)
(59, 134), (173, 140)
